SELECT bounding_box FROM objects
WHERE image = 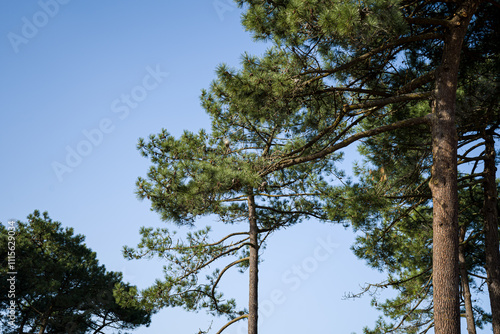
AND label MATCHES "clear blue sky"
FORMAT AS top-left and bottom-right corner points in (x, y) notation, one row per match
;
(0, 1), (491, 333)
